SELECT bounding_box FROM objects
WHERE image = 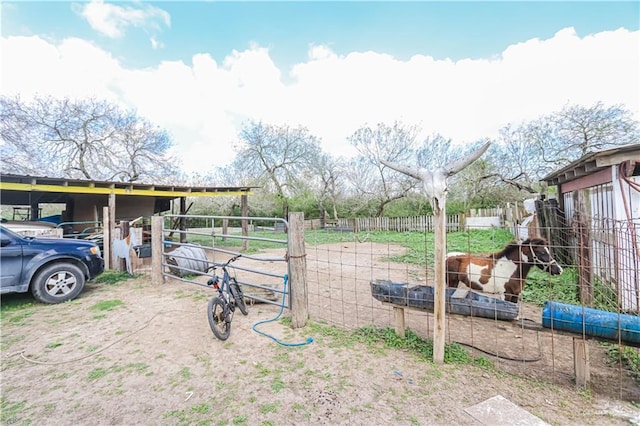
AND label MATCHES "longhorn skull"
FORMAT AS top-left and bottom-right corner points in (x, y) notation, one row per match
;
(381, 141), (491, 210)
